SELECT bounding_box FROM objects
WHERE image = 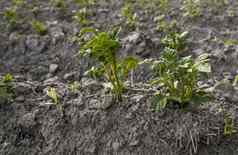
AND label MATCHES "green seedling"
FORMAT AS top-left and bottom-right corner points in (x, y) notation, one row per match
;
(74, 0), (95, 7)
(31, 20), (47, 35)
(224, 113), (236, 136)
(73, 8), (88, 25)
(162, 31), (188, 52)
(46, 87), (63, 112)
(68, 81), (81, 93)
(12, 0), (24, 6)
(3, 8), (18, 26)
(50, 0), (66, 8)
(151, 48), (211, 111)
(79, 28), (138, 101)
(182, 0), (201, 18)
(233, 75), (238, 86)
(121, 3), (137, 29)
(0, 74), (14, 104)
(155, 15), (178, 33)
